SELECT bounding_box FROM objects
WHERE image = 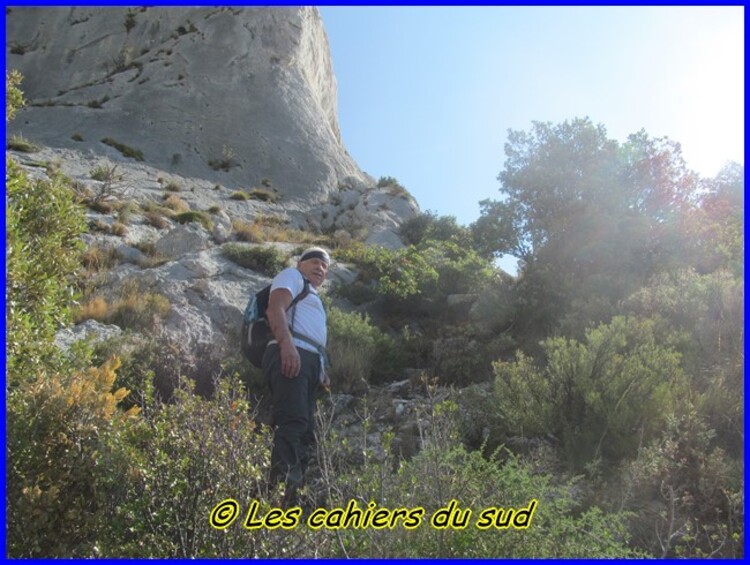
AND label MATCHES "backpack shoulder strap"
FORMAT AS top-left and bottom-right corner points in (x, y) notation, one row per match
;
(289, 276), (310, 309)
